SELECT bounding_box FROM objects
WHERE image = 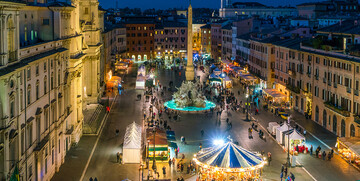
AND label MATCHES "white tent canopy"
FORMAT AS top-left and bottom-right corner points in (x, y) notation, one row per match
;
(136, 74), (145, 89)
(267, 122), (280, 135)
(276, 123), (292, 144)
(123, 122), (142, 163)
(285, 130), (306, 150)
